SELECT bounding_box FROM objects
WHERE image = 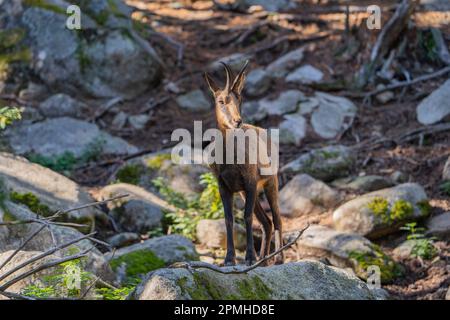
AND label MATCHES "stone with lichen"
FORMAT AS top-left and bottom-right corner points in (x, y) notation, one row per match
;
(130, 260), (388, 300)
(333, 183), (429, 239)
